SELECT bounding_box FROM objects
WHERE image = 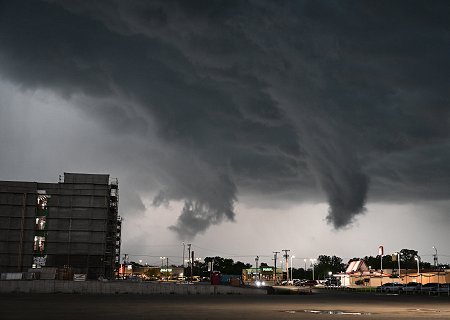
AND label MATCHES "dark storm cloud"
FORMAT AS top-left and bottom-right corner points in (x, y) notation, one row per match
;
(1, 0), (450, 237)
